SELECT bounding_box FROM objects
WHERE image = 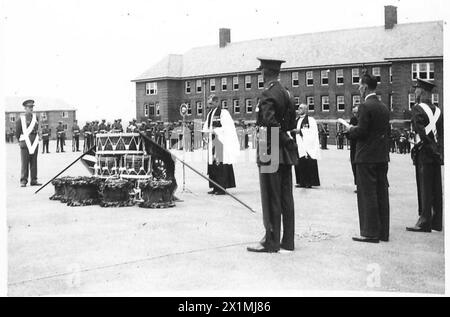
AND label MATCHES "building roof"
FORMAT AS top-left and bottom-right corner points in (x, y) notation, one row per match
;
(4, 96), (77, 112)
(133, 21), (443, 82)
